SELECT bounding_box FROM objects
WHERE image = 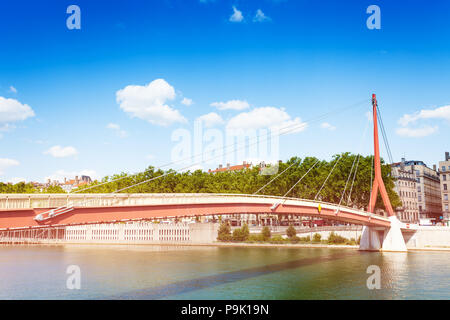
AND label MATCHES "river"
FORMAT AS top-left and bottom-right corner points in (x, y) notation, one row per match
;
(0, 245), (449, 299)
